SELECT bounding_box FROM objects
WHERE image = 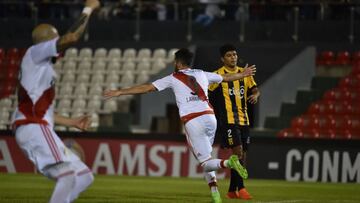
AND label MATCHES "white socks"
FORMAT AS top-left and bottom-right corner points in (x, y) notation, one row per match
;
(50, 172), (76, 203)
(205, 171), (218, 192)
(201, 159), (228, 172)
